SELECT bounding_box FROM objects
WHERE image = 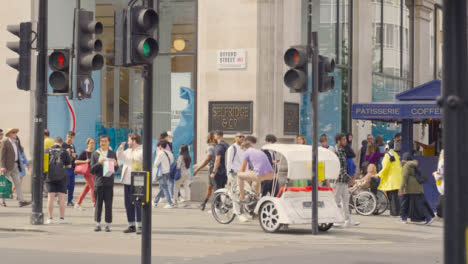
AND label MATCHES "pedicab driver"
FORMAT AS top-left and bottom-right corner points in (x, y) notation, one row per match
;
(238, 142), (274, 202)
